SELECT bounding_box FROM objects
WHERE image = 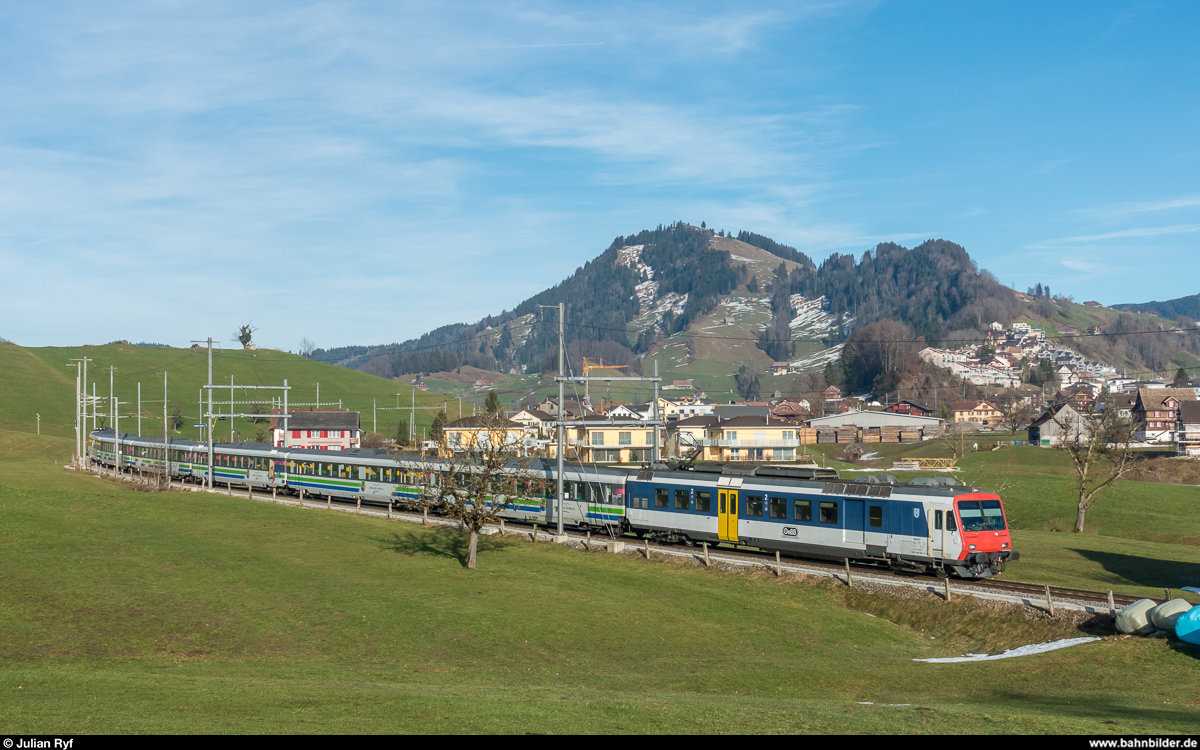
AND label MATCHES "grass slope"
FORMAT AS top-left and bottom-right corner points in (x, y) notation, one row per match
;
(3, 431), (1199, 733)
(0, 342), (450, 443)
